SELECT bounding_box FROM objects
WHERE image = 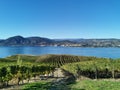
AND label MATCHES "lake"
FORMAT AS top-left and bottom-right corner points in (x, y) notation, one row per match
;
(0, 46), (120, 58)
